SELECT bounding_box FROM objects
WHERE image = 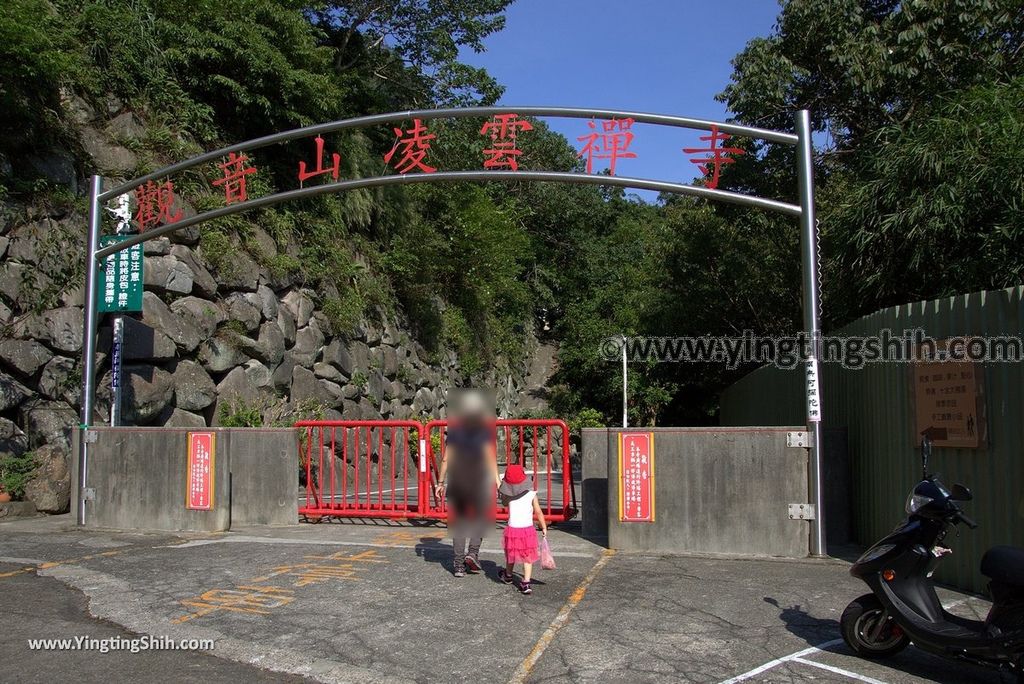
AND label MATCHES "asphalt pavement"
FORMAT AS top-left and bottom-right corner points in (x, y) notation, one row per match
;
(0, 515), (1009, 683)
